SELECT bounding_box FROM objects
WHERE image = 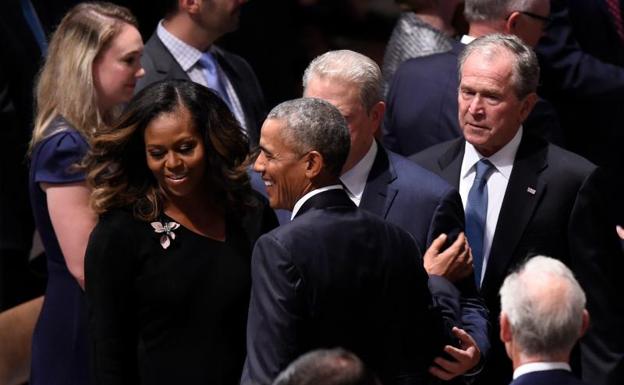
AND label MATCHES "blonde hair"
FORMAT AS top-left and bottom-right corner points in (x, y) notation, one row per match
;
(30, 2), (137, 150)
